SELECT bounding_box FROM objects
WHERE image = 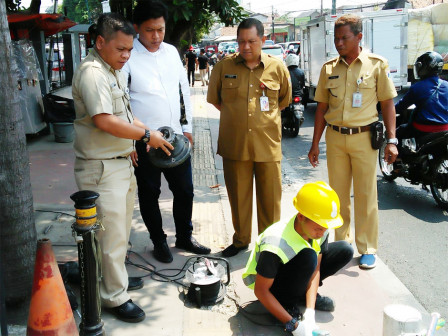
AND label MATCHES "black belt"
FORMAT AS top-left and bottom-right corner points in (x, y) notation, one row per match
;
(327, 124), (371, 135)
(111, 156), (128, 159)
